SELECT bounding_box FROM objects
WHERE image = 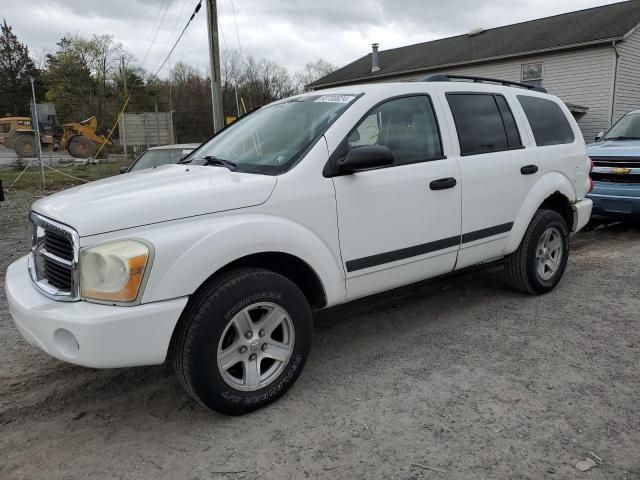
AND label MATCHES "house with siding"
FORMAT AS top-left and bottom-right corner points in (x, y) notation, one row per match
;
(309, 1), (640, 142)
